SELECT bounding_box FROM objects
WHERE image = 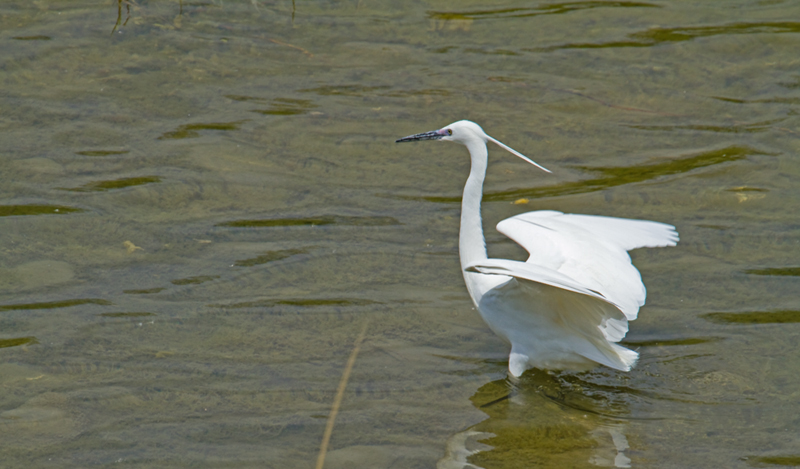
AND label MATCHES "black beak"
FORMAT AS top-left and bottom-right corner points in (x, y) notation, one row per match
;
(396, 129), (446, 143)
